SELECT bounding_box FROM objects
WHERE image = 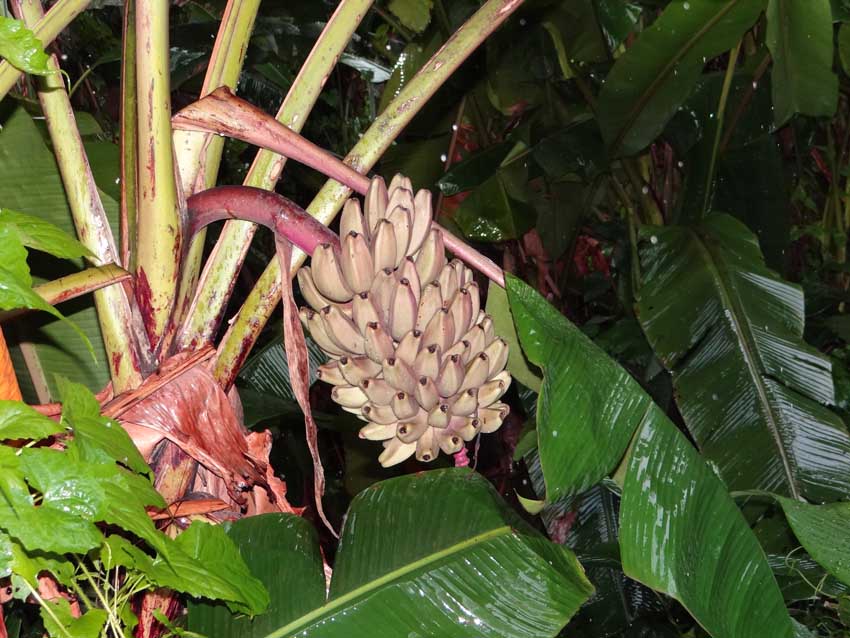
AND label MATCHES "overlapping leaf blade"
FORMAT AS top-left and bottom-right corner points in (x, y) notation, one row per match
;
(776, 497), (850, 587)
(506, 275), (794, 638)
(0, 107), (118, 399)
(188, 515), (325, 637)
(596, 0), (766, 156)
(636, 214), (850, 502)
(766, 0), (838, 125)
(191, 469), (593, 638)
(620, 409), (794, 638)
(506, 274), (644, 500)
